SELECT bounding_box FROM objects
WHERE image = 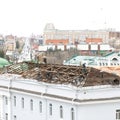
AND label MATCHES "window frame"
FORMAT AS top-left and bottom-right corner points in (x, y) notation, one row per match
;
(5, 113), (8, 120)
(71, 108), (75, 120)
(21, 97), (24, 108)
(116, 110), (120, 120)
(30, 99), (33, 111)
(5, 96), (8, 105)
(49, 103), (52, 116)
(60, 105), (63, 119)
(14, 96), (16, 107)
(39, 101), (42, 113)
(13, 115), (17, 120)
